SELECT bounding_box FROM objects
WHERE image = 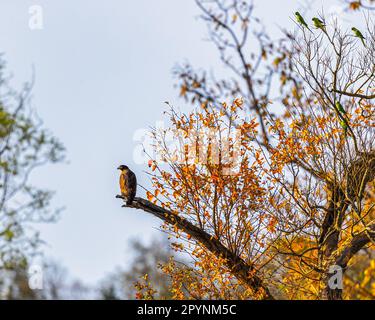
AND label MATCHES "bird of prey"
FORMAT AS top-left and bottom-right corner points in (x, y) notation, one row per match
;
(352, 27), (366, 46)
(118, 165), (137, 205)
(295, 12), (311, 31)
(335, 101), (346, 114)
(312, 17), (326, 31)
